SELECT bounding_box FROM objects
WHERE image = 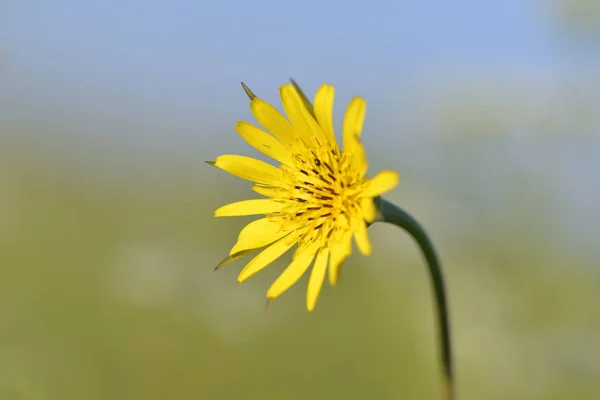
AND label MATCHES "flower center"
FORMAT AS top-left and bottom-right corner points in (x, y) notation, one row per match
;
(273, 146), (368, 247)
